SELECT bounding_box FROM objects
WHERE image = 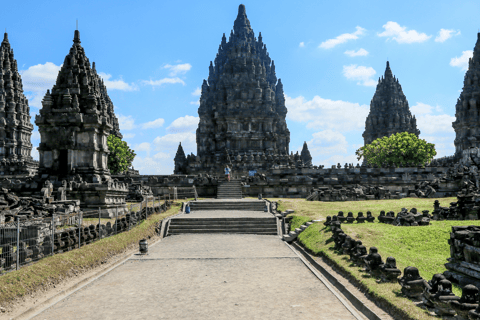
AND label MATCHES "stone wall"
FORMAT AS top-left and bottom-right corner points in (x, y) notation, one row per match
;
(113, 166), (457, 199)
